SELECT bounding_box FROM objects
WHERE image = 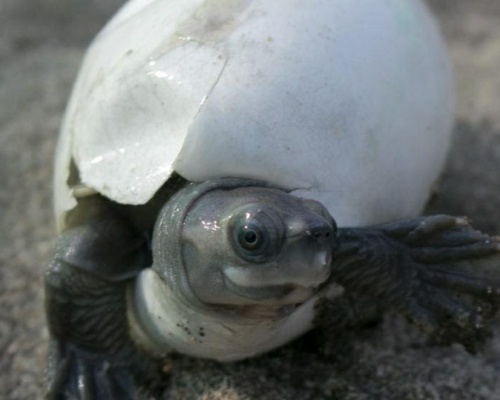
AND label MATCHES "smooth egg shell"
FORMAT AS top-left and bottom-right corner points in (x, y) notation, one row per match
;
(54, 0), (454, 230)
